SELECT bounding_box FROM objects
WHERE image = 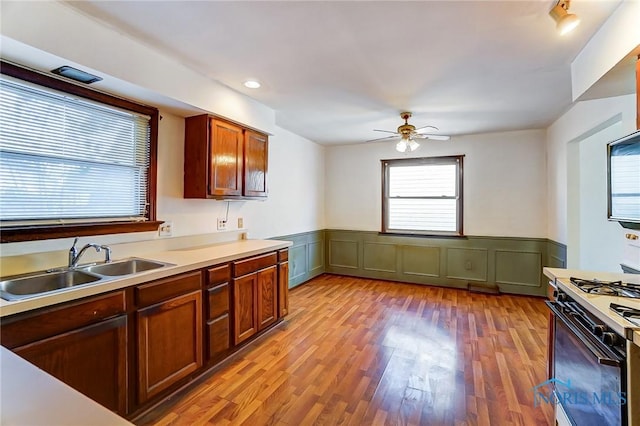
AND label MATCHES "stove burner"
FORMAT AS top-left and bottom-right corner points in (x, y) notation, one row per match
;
(610, 303), (640, 327)
(570, 277), (640, 299)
